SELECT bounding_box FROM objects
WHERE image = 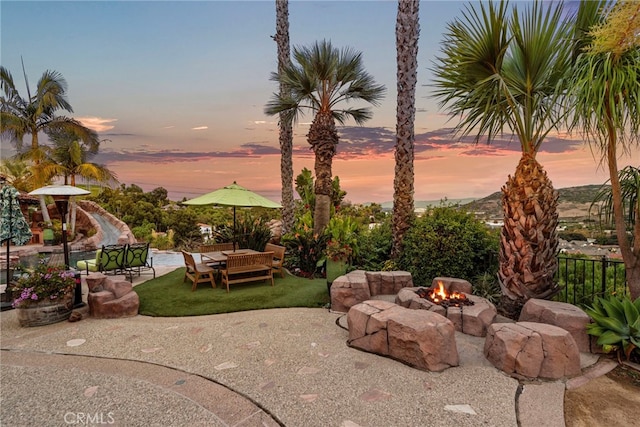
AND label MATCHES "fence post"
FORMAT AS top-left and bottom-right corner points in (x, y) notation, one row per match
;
(601, 255), (607, 296)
